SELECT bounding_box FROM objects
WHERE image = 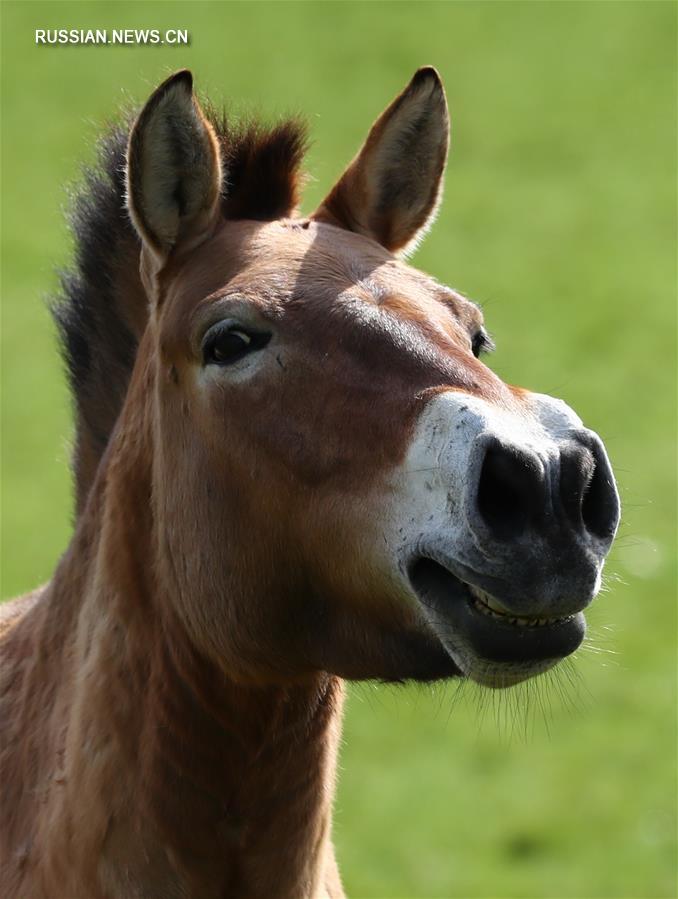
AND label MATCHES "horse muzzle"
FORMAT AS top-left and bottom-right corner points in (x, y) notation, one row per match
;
(393, 389), (620, 685)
